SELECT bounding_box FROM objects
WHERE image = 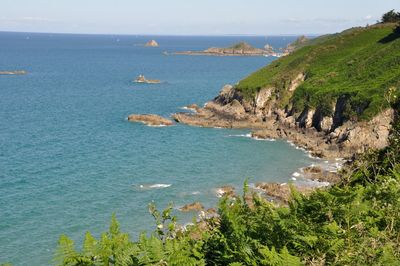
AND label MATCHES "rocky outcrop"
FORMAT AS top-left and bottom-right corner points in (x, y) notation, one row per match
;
(216, 186), (235, 197)
(128, 114), (174, 126)
(302, 166), (340, 183)
(288, 73), (305, 92)
(172, 81), (395, 159)
(175, 42), (274, 57)
(145, 40), (159, 47)
(134, 75), (161, 84)
(180, 202), (204, 212)
(256, 183), (314, 204)
(0, 70), (27, 75)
